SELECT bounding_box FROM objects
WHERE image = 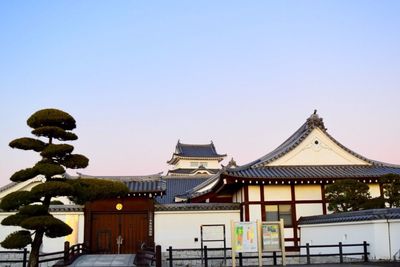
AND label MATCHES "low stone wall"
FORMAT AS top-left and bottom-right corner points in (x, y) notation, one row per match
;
(0, 251), (26, 267)
(0, 251), (63, 267)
